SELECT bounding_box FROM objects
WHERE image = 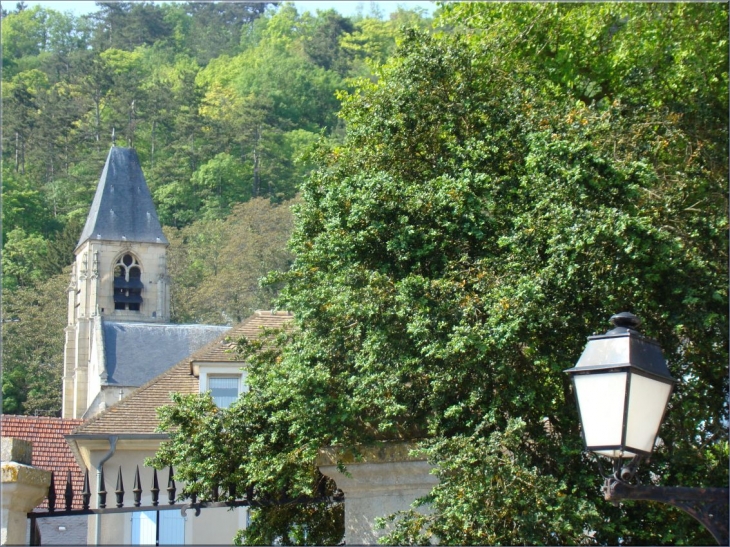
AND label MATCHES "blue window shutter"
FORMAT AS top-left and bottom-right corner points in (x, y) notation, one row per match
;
(131, 511), (185, 545)
(131, 511), (156, 545)
(159, 510), (185, 544)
